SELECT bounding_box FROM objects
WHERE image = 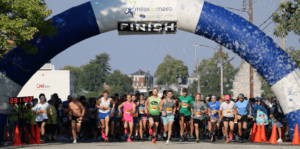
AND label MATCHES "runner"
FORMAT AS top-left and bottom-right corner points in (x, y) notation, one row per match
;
(95, 90), (115, 142)
(89, 98), (97, 139)
(235, 93), (251, 143)
(68, 94), (85, 144)
(159, 90), (176, 144)
(270, 98), (284, 143)
(220, 95), (226, 140)
(118, 94), (136, 142)
(145, 88), (162, 144)
(115, 94), (123, 140)
(191, 93), (207, 143)
(132, 95), (139, 140)
(207, 95), (221, 142)
(178, 88), (194, 141)
(219, 94), (236, 143)
(32, 93), (53, 142)
(137, 93), (147, 142)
